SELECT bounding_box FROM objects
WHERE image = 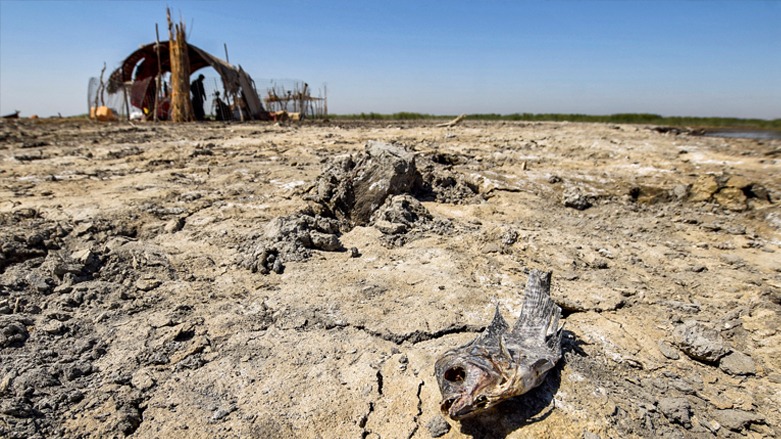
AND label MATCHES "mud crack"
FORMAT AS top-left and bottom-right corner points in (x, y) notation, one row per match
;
(376, 370), (384, 395)
(406, 380), (425, 439)
(359, 402), (375, 438)
(360, 365), (386, 438)
(320, 320), (485, 345)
